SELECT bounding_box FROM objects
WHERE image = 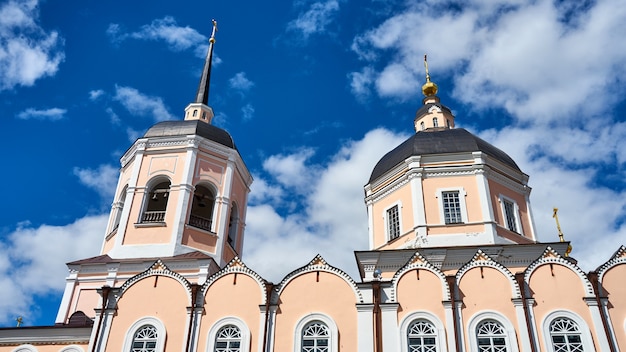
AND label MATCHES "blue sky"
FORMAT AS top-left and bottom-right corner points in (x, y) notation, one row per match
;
(1, 0), (626, 326)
